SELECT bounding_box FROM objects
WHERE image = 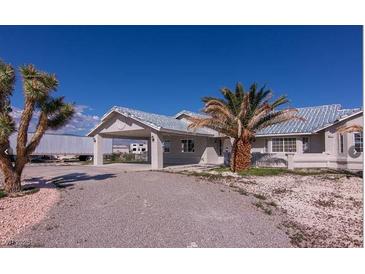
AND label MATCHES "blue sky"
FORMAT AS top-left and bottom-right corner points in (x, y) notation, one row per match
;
(0, 26), (362, 135)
